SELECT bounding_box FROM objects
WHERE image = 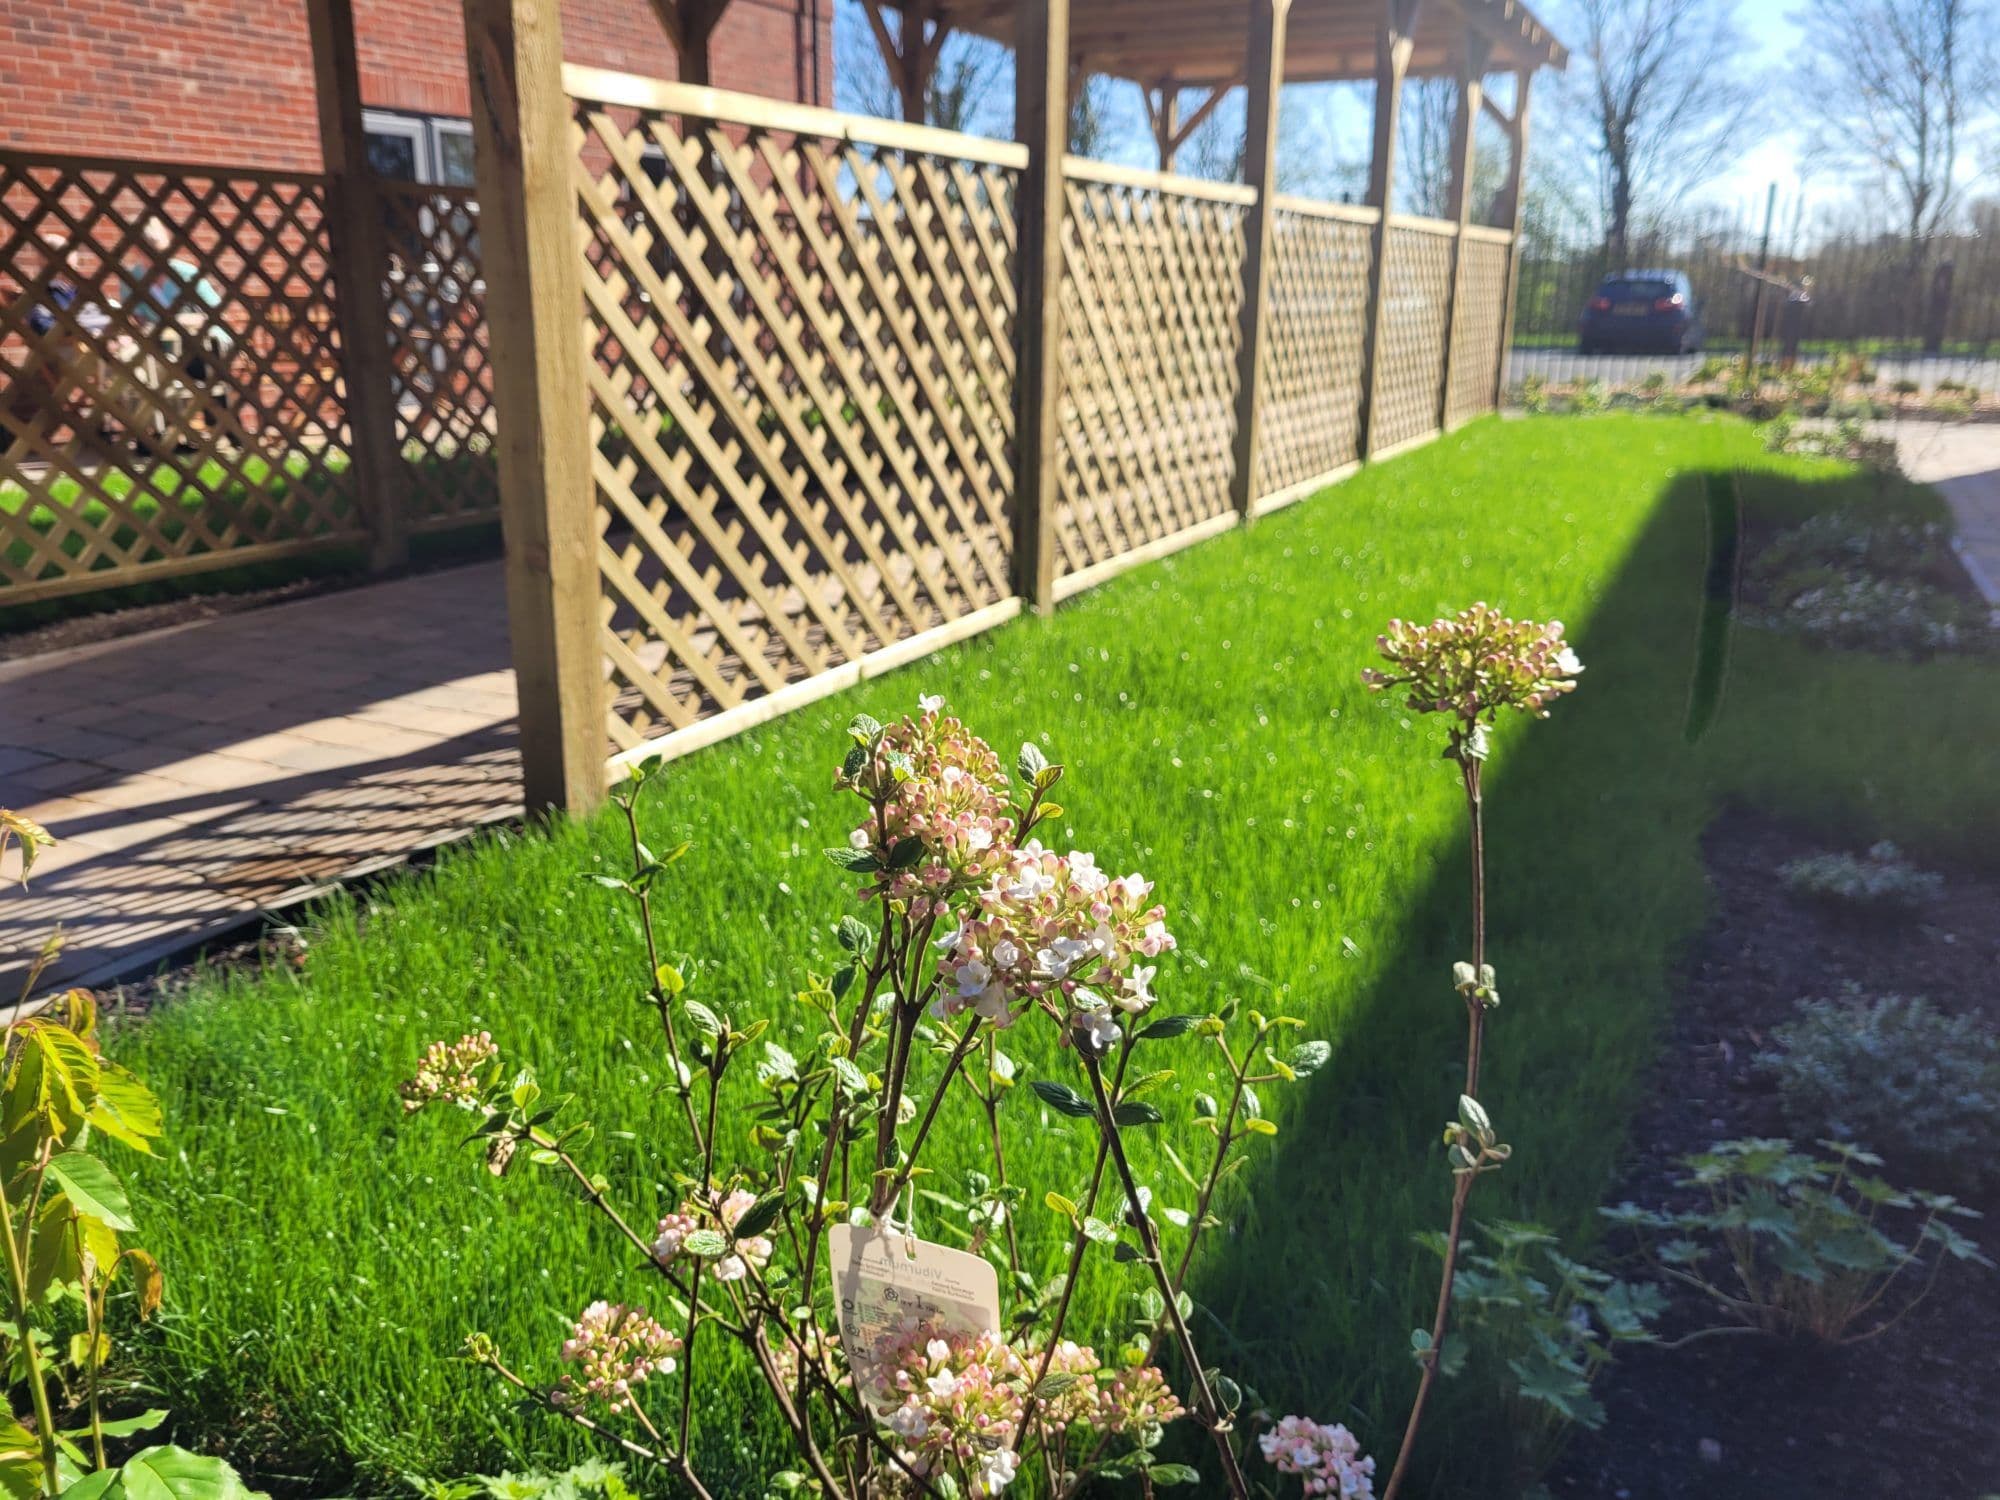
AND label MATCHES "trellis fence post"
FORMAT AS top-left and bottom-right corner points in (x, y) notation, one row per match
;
(1229, 0), (1290, 518)
(1490, 69), (1533, 407)
(1011, 0), (1070, 613)
(307, 0), (409, 572)
(1357, 0), (1420, 457)
(1436, 28), (1490, 428)
(462, 0), (608, 816)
